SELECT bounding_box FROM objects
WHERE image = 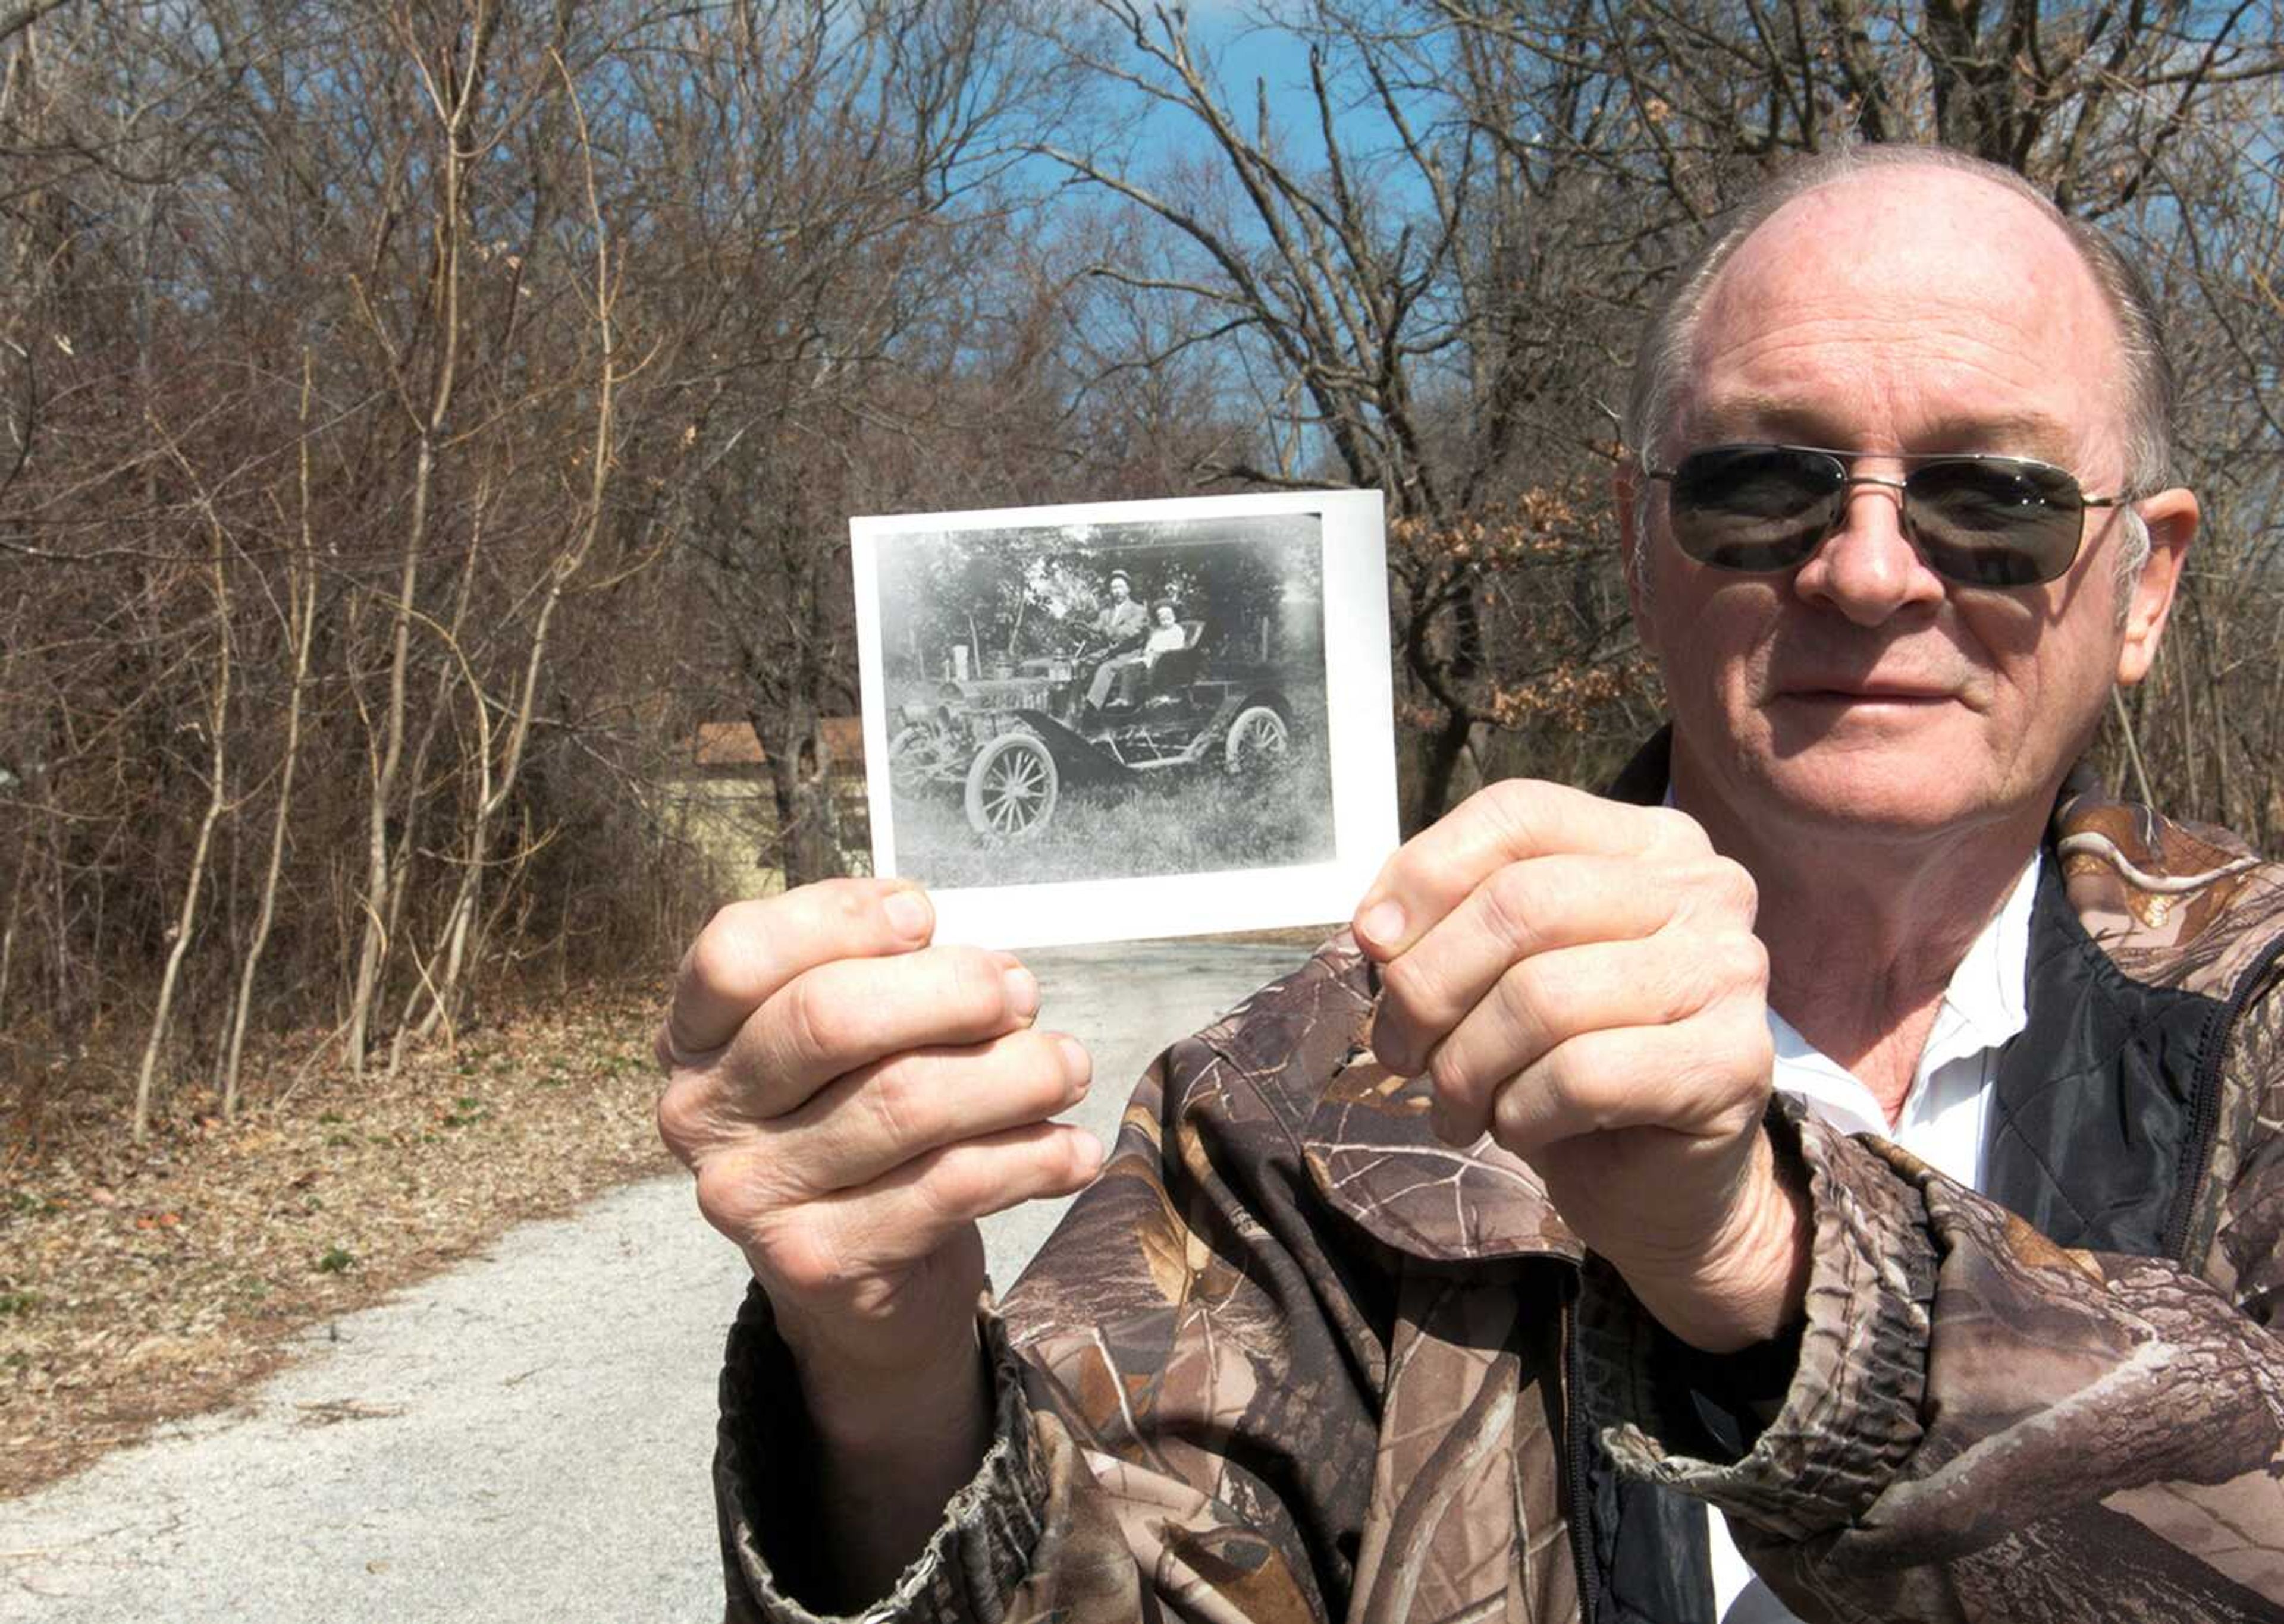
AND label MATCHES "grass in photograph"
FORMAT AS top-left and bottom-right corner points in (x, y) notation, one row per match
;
(893, 734), (1338, 888)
